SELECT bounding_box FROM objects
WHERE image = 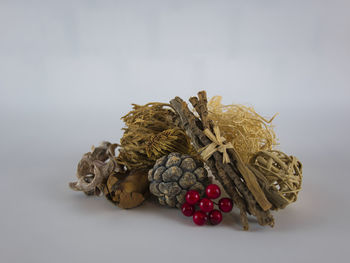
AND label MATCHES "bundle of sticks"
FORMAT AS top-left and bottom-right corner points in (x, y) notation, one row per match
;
(170, 91), (274, 230)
